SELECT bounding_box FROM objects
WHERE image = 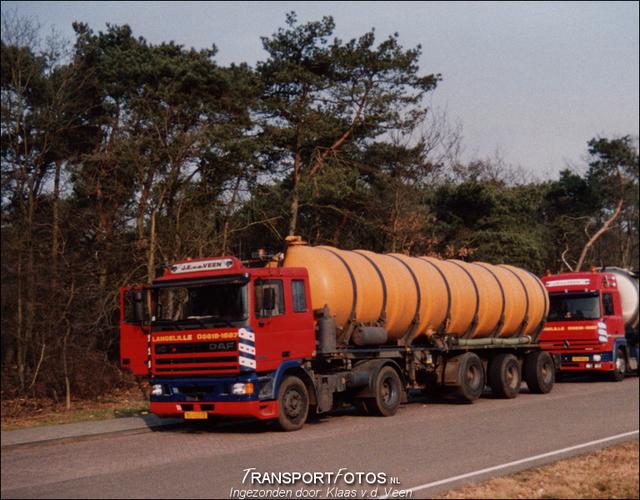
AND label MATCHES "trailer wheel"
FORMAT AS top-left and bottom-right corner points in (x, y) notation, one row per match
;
(277, 376), (309, 431)
(453, 353), (485, 402)
(609, 348), (627, 382)
(489, 353), (521, 399)
(365, 366), (402, 416)
(524, 350), (555, 394)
